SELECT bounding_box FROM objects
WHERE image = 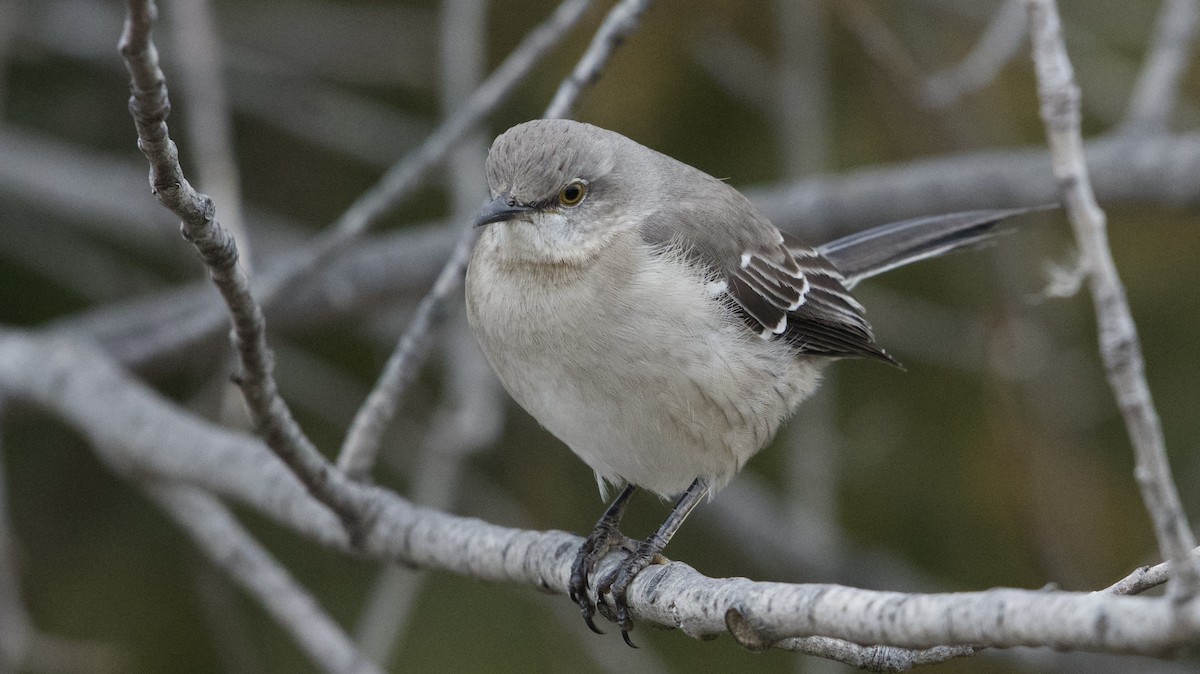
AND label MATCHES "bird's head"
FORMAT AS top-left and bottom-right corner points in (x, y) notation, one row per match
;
(474, 119), (651, 265)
